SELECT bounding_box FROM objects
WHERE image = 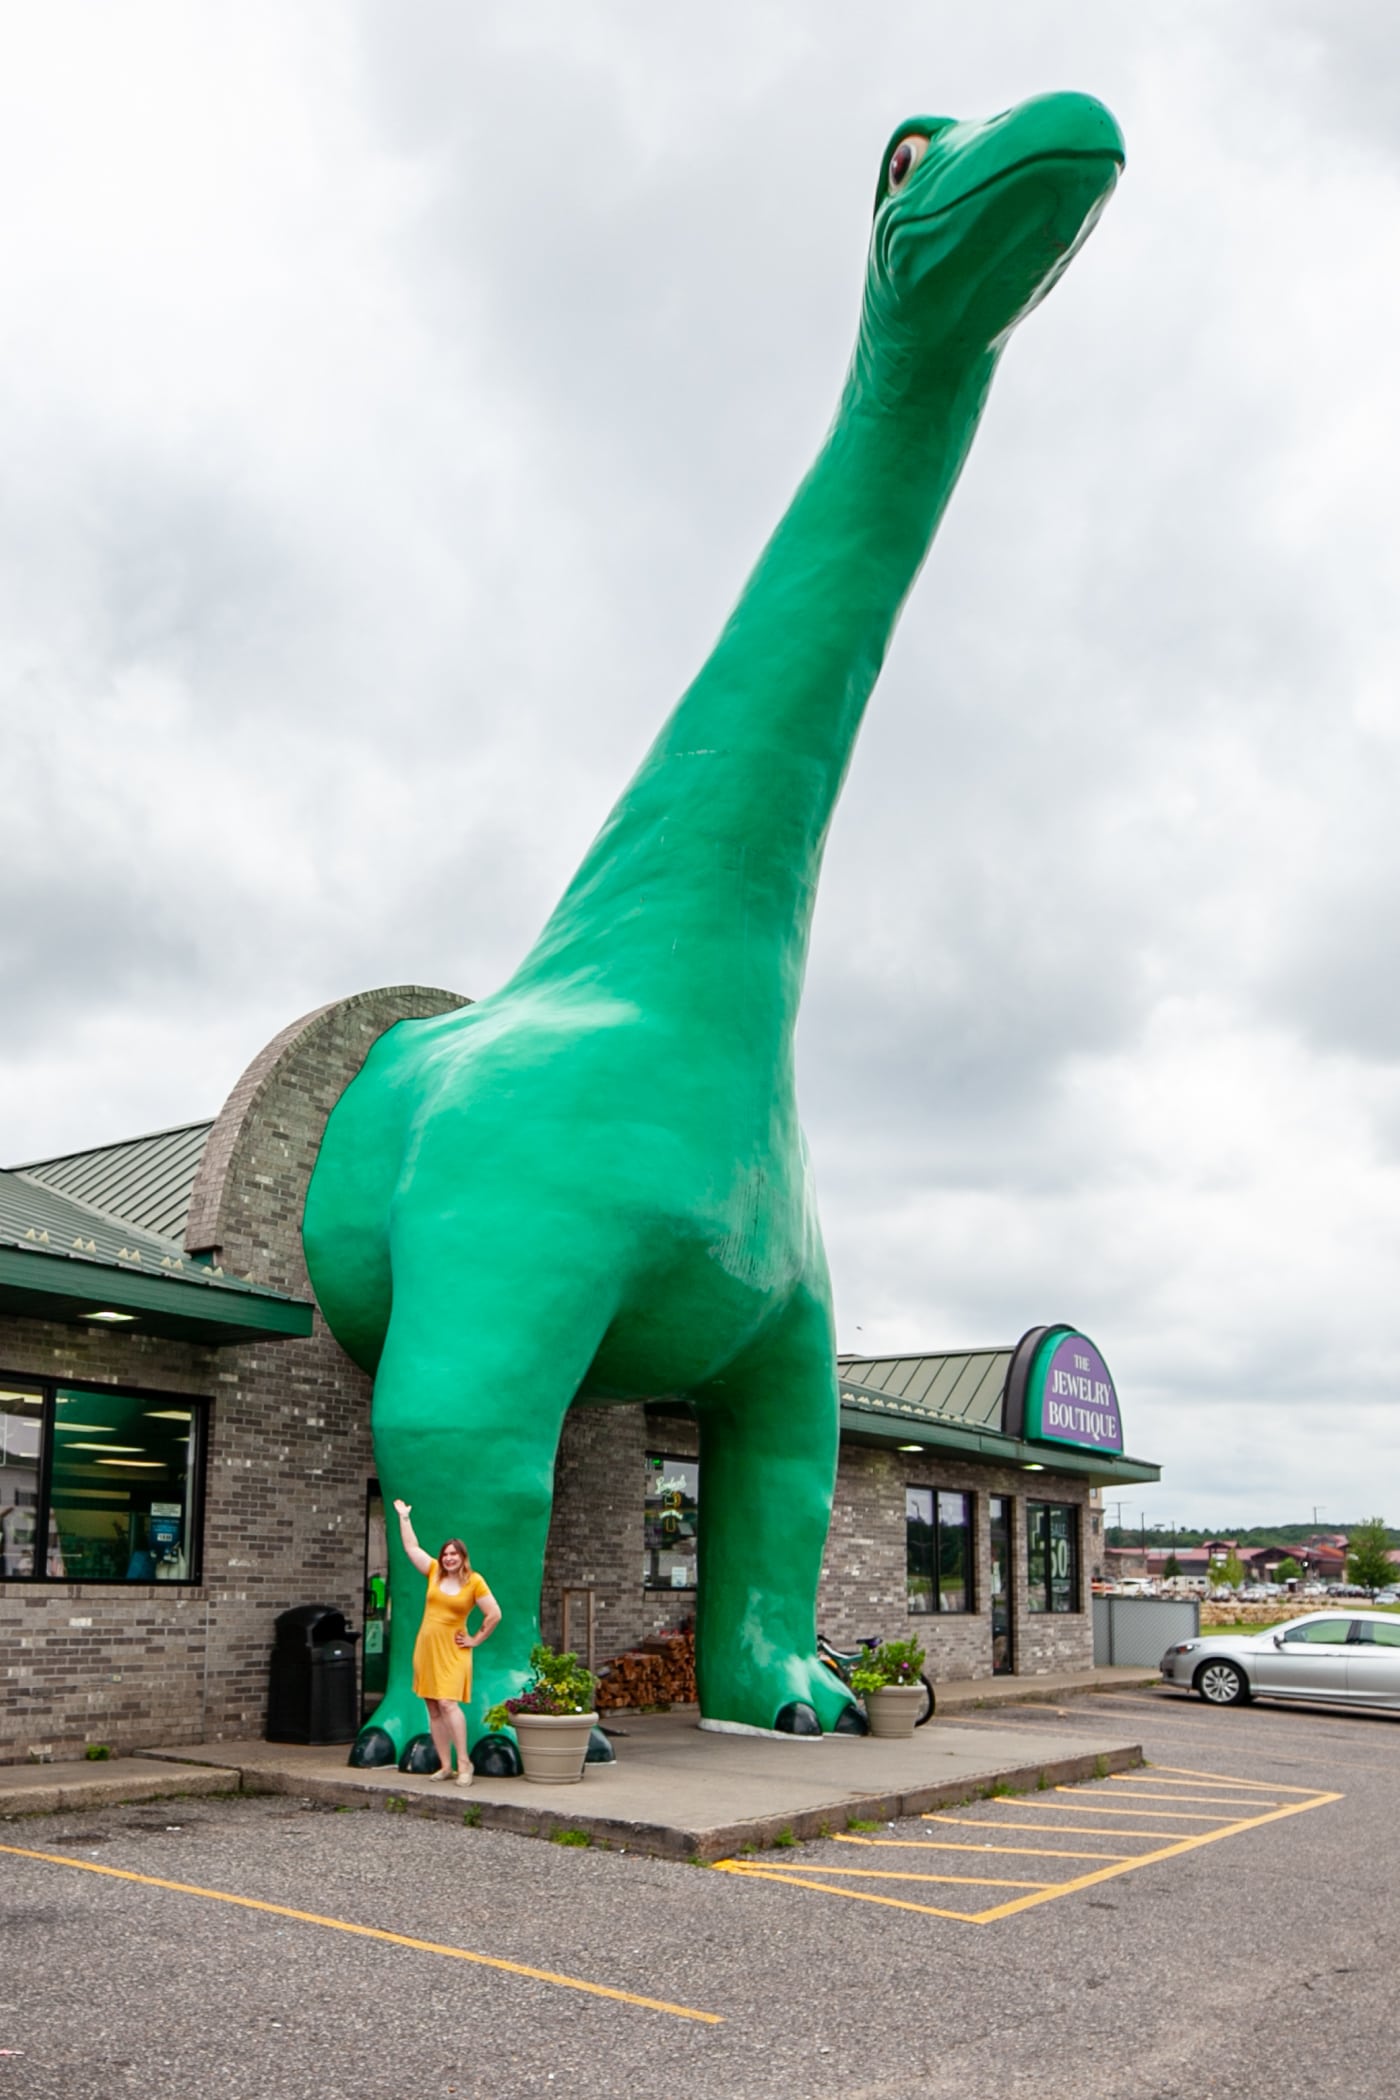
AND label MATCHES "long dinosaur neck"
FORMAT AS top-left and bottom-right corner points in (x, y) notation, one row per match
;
(507, 345), (995, 1024)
